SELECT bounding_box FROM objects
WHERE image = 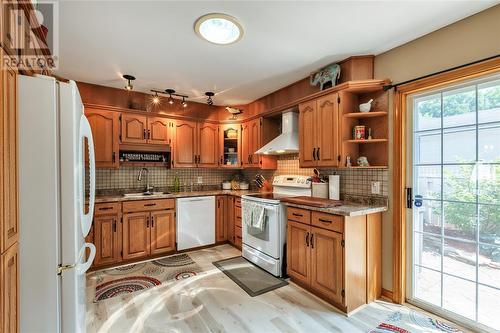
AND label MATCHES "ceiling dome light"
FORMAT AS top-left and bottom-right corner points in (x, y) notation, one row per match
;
(195, 13), (243, 45)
